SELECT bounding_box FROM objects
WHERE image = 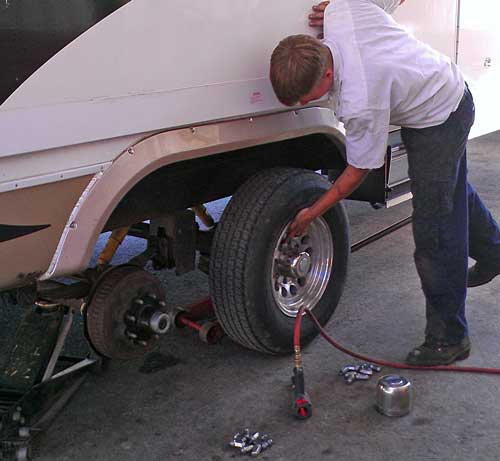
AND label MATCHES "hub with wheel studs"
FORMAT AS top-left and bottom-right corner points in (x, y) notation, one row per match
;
(123, 294), (171, 346)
